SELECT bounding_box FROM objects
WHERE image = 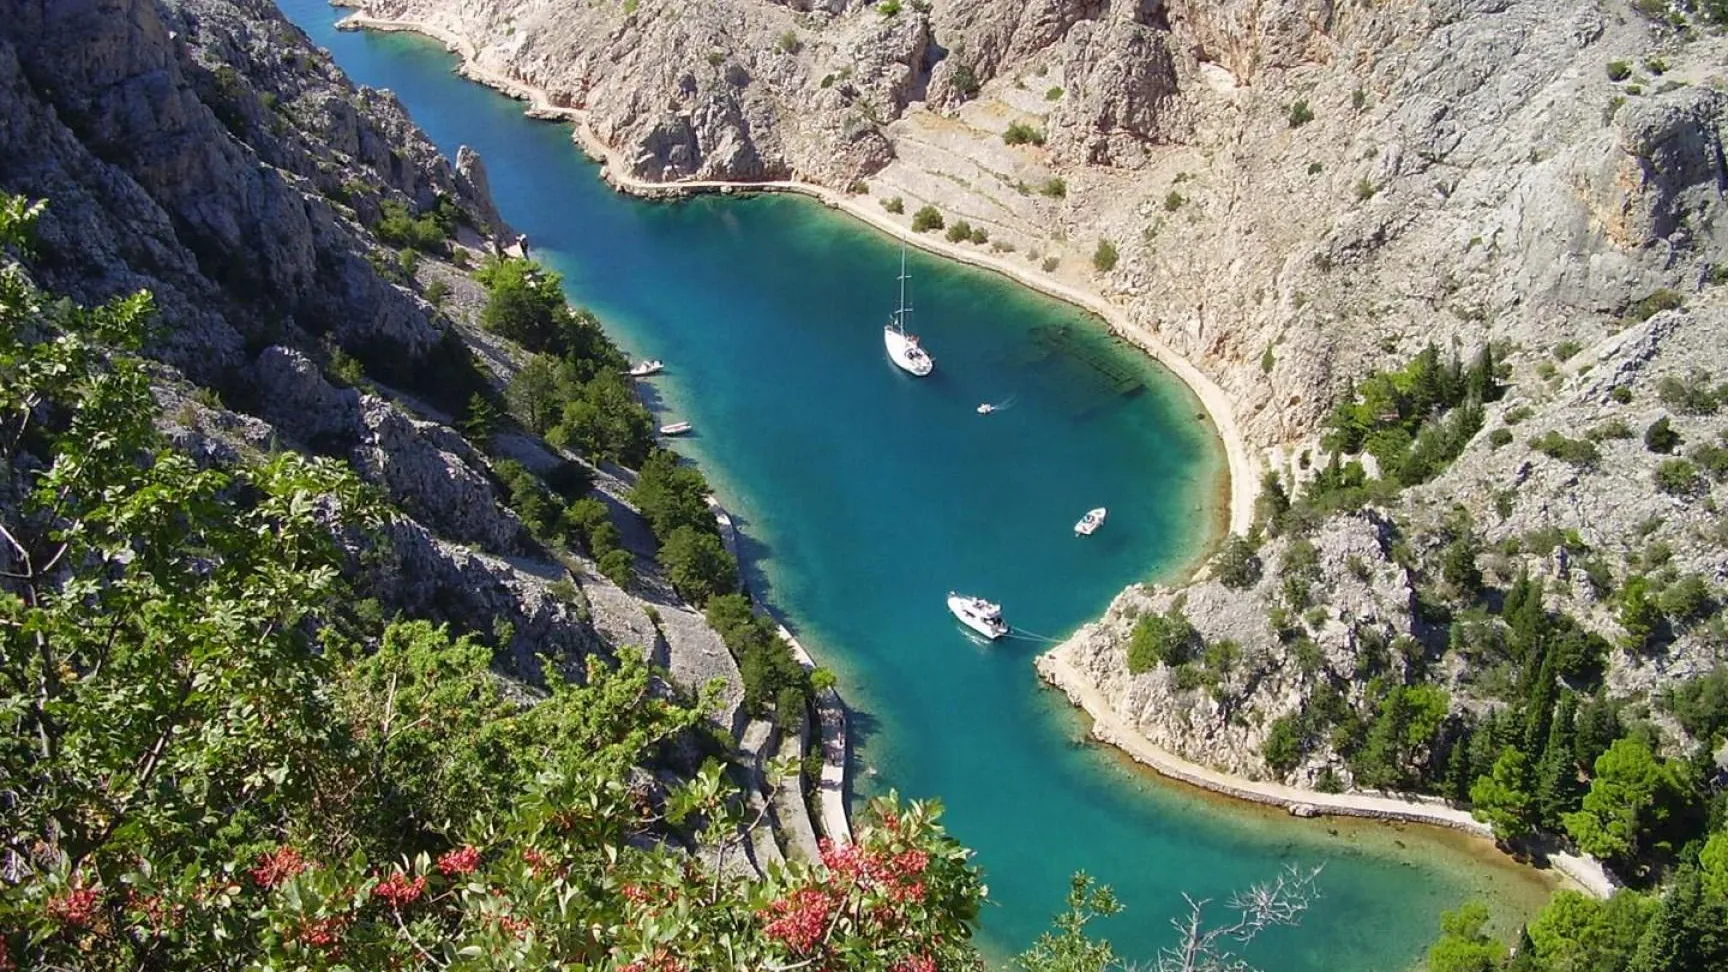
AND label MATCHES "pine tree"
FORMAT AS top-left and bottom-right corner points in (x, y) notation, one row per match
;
(459, 391), (501, 443)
